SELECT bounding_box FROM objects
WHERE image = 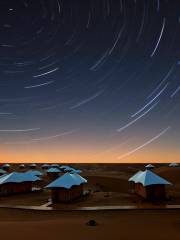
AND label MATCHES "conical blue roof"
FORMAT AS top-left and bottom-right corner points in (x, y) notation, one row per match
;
(129, 170), (172, 186)
(45, 173), (87, 189)
(19, 164), (25, 168)
(0, 169), (7, 174)
(26, 170), (43, 176)
(51, 164), (60, 168)
(145, 164), (155, 169)
(47, 167), (61, 173)
(42, 164), (50, 168)
(0, 172), (40, 185)
(169, 162), (179, 167)
(59, 165), (75, 171)
(29, 163), (37, 167)
(2, 164), (10, 168)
